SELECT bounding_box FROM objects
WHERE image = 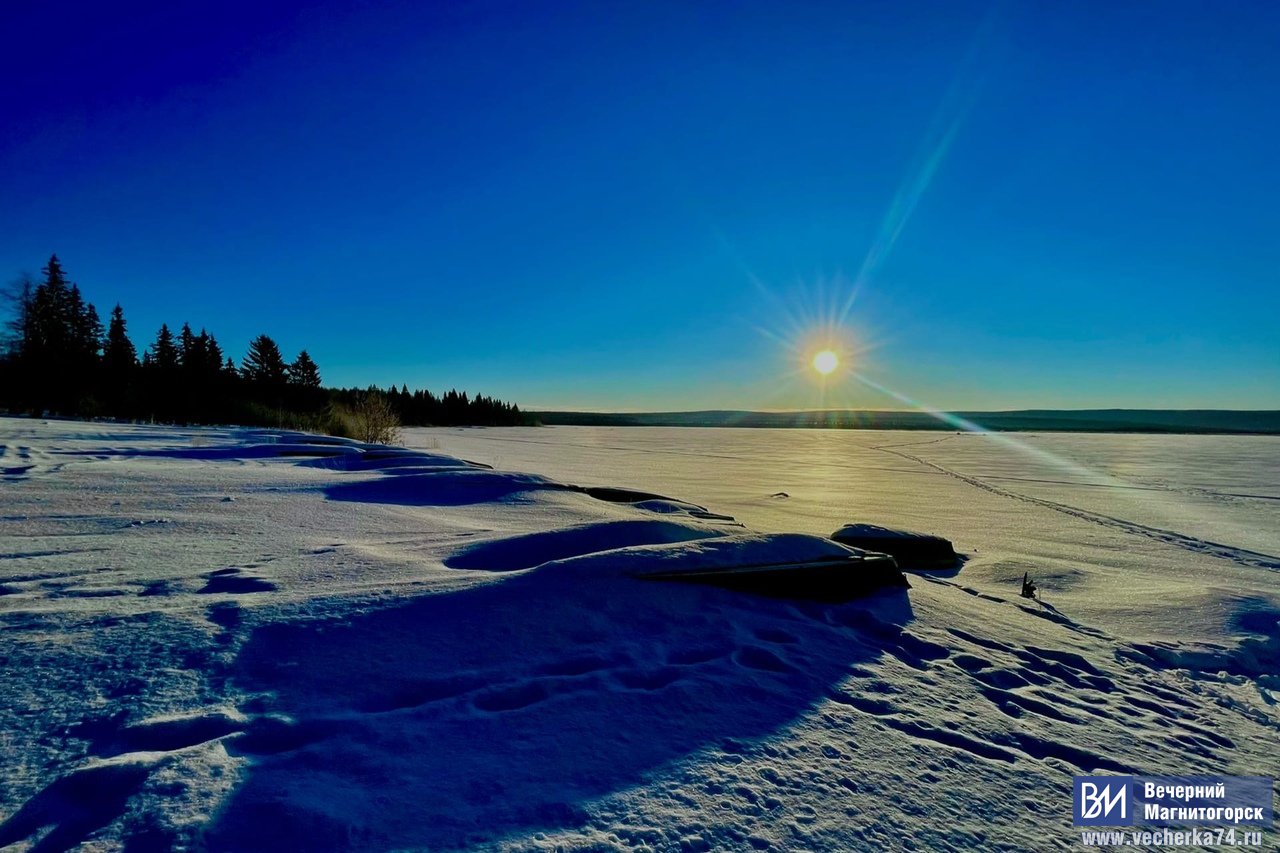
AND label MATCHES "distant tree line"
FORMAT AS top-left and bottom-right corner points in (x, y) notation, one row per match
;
(0, 255), (529, 434)
(329, 385), (525, 427)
